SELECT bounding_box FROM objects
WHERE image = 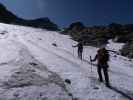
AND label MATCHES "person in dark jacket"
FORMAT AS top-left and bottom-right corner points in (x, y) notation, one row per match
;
(73, 41), (83, 60)
(91, 46), (110, 87)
